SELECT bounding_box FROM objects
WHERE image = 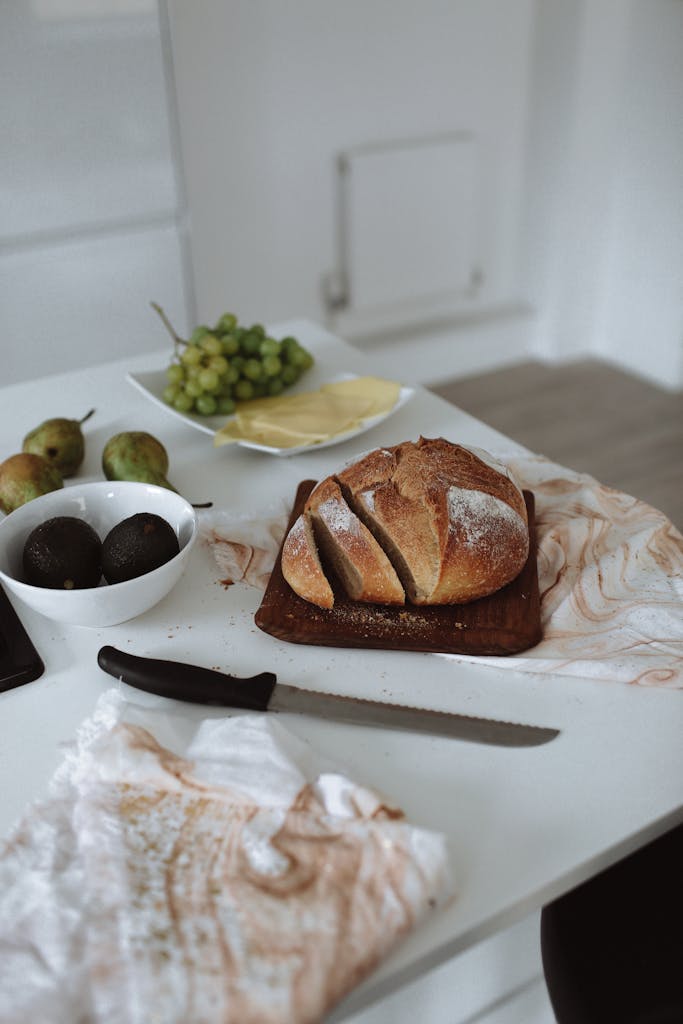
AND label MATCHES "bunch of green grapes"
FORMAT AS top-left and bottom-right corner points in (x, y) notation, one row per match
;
(161, 312), (315, 417)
